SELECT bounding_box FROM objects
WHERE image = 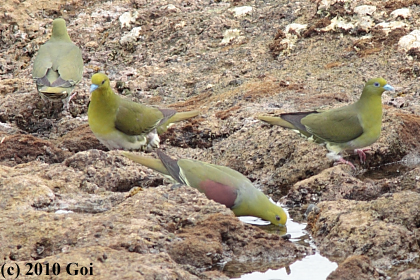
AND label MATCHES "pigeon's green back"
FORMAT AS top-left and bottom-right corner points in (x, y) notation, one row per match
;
(32, 18), (83, 101)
